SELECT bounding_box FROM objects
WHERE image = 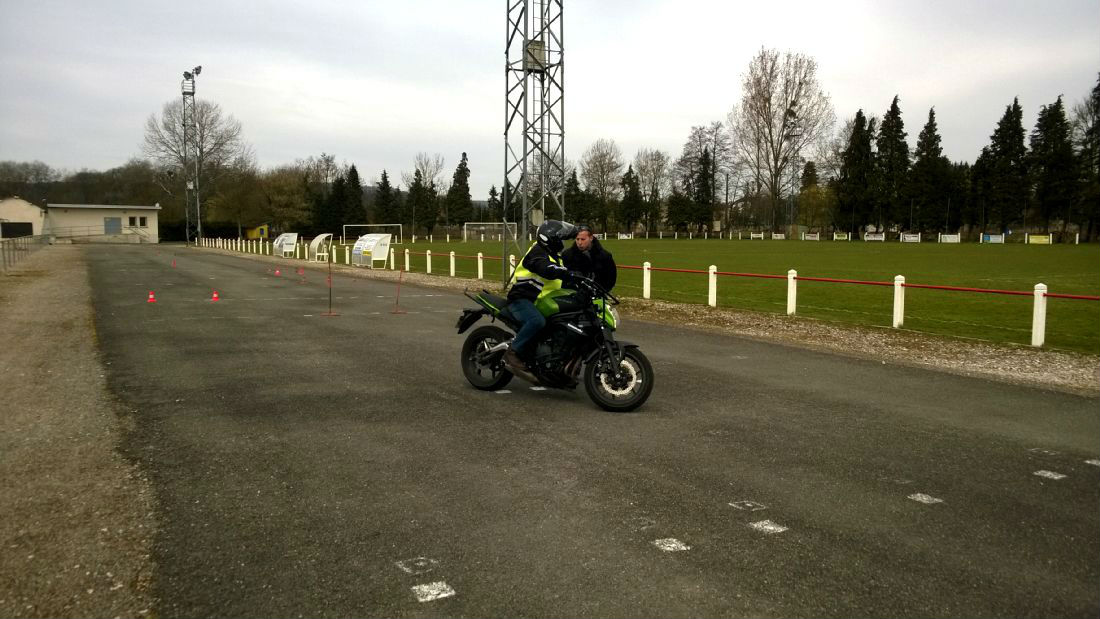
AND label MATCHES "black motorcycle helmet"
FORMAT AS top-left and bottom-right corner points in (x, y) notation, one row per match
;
(535, 220), (577, 253)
